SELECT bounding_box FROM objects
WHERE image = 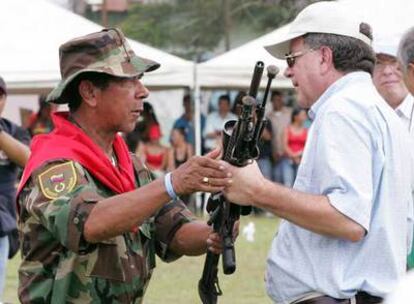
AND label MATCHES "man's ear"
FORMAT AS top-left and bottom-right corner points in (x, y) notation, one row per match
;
(78, 80), (98, 107)
(319, 46), (334, 74)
